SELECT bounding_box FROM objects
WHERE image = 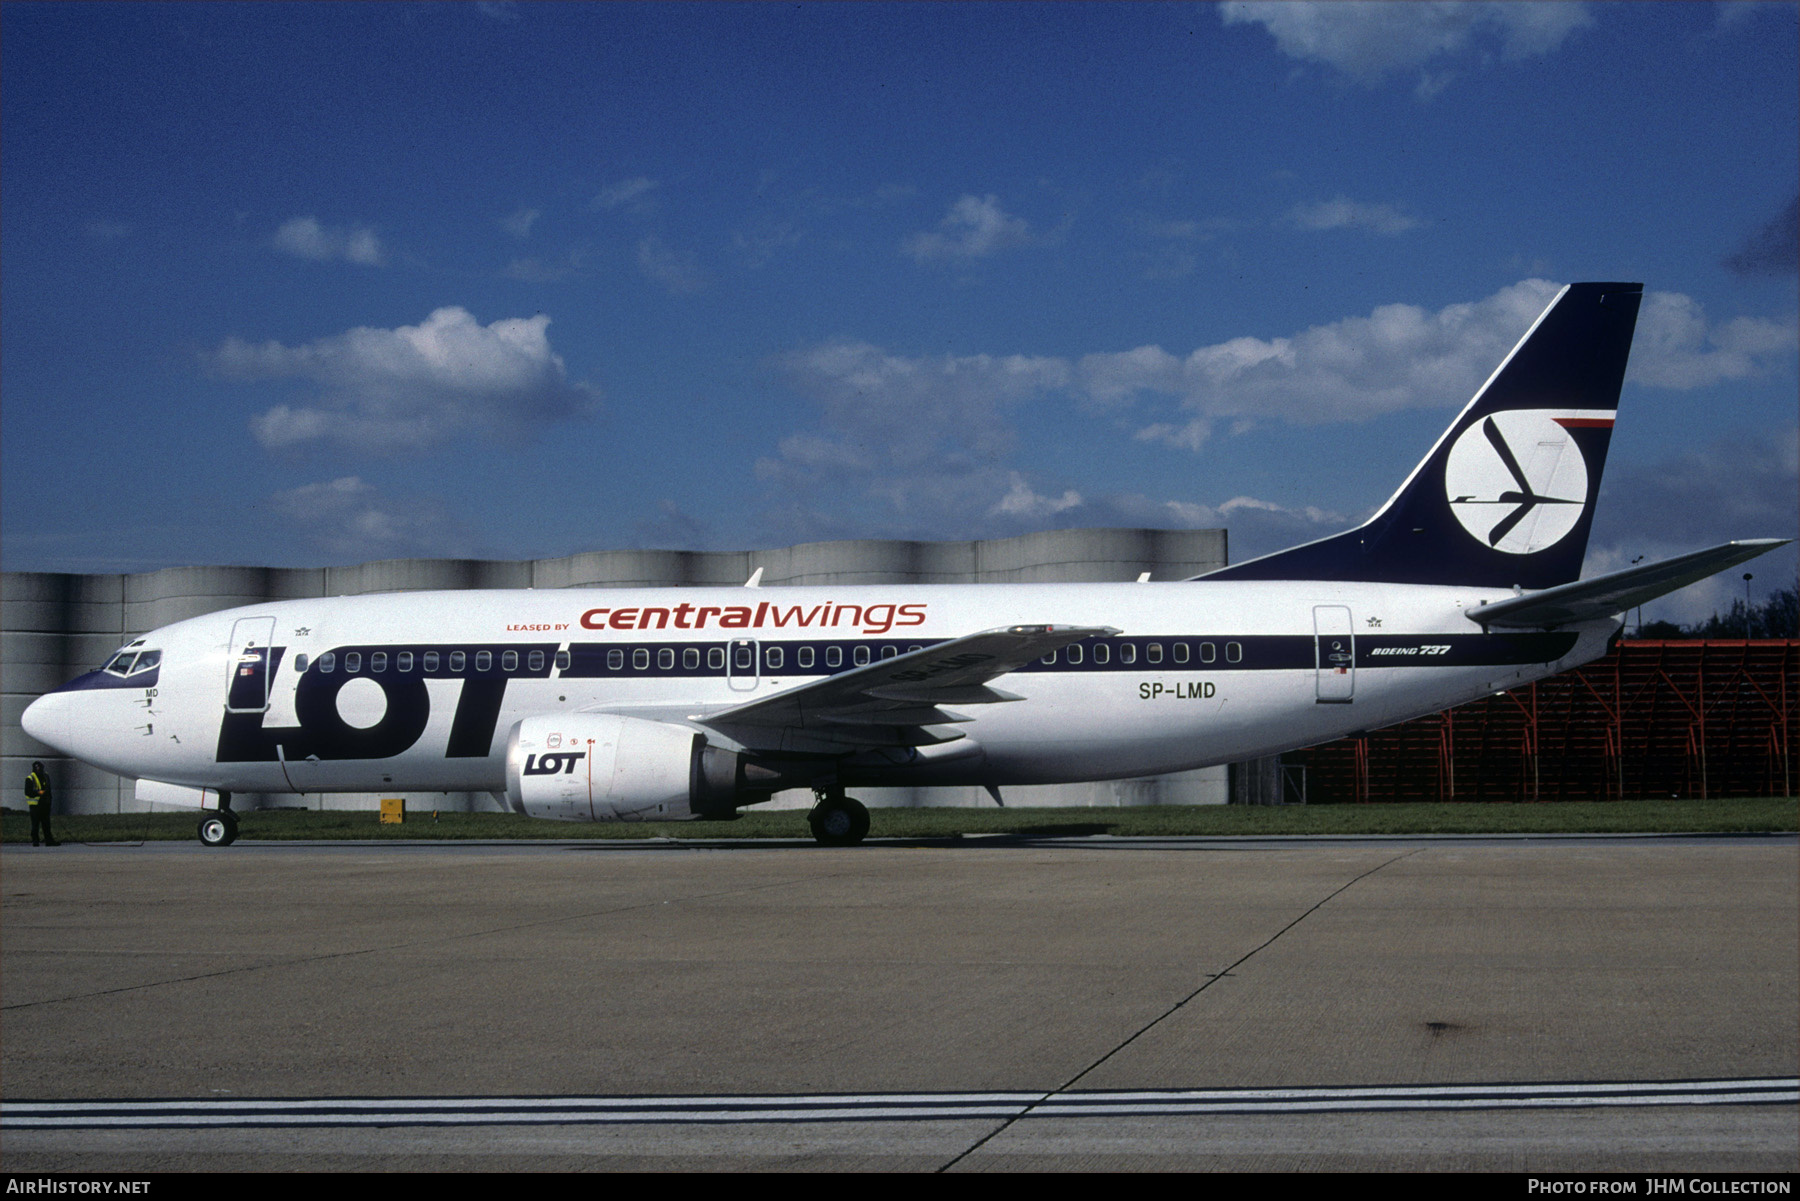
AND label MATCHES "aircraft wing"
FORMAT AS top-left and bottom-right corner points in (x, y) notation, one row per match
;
(691, 623), (1117, 754)
(1465, 539), (1789, 630)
